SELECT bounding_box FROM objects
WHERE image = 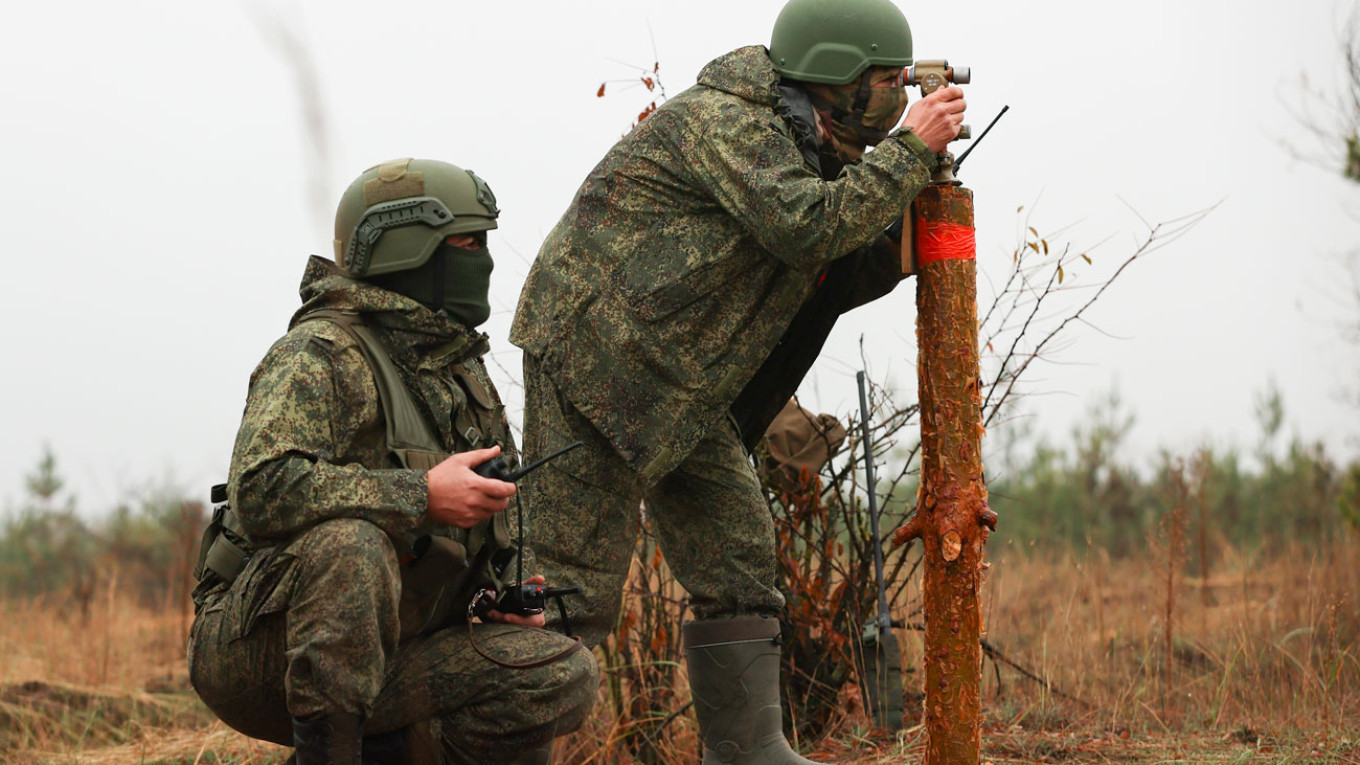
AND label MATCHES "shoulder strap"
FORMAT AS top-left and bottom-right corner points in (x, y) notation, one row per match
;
(293, 309), (512, 637)
(302, 309), (446, 469)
